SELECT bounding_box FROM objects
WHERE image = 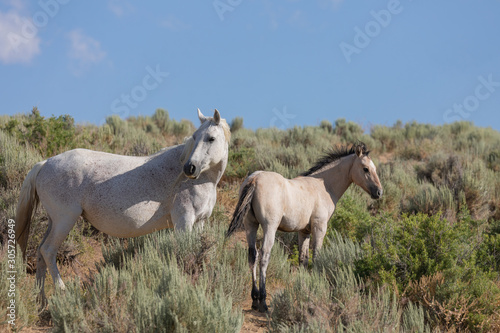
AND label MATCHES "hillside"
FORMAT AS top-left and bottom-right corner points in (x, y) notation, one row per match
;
(1, 108), (500, 332)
